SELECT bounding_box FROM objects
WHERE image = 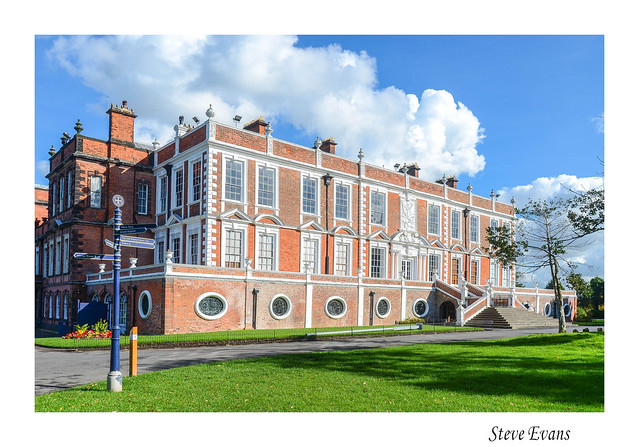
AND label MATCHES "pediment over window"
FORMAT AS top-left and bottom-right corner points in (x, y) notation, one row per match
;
(390, 230), (428, 246)
(219, 208), (252, 222)
(254, 212), (284, 226)
(298, 220), (325, 232)
(368, 229), (391, 240)
(450, 243), (467, 253)
(470, 247), (486, 256)
(331, 225), (357, 236)
(429, 239), (446, 249)
(165, 213), (183, 225)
